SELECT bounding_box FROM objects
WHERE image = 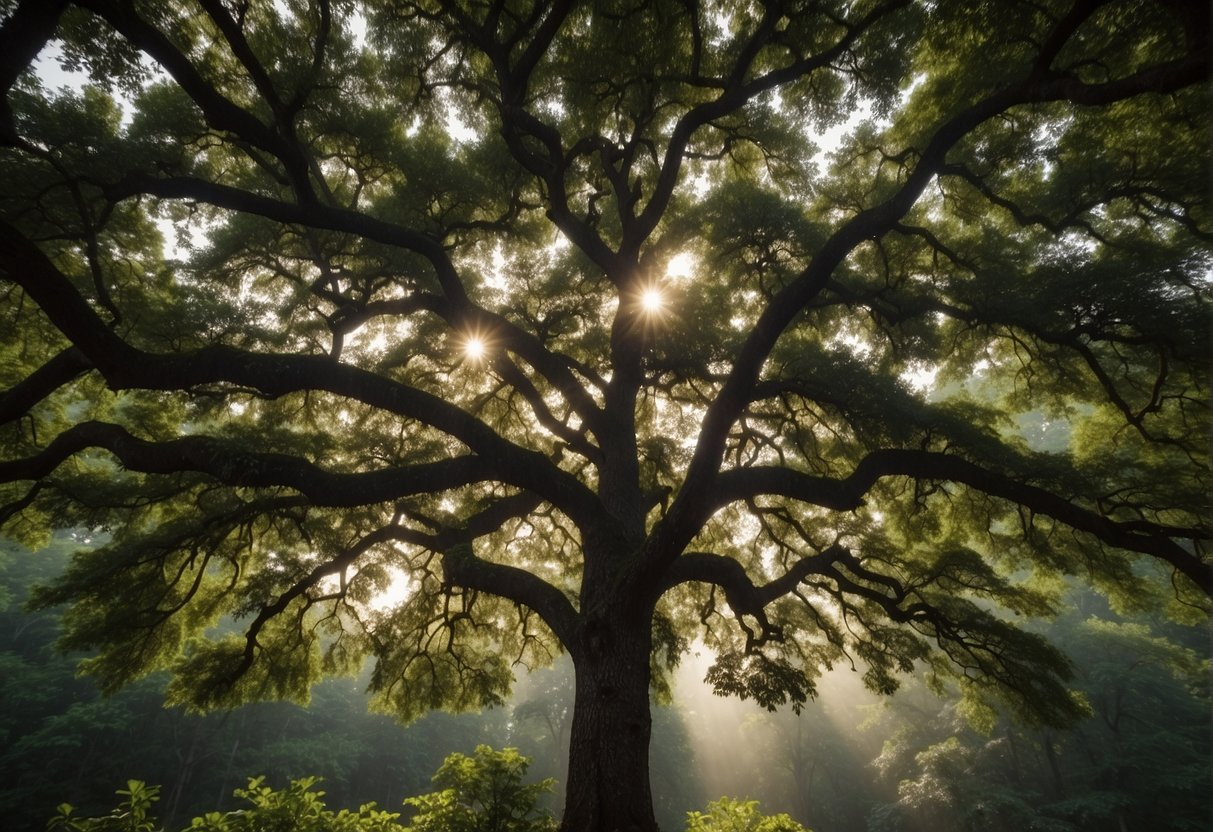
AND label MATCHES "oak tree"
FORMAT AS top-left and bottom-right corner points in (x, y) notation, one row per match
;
(0, 1), (1208, 829)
